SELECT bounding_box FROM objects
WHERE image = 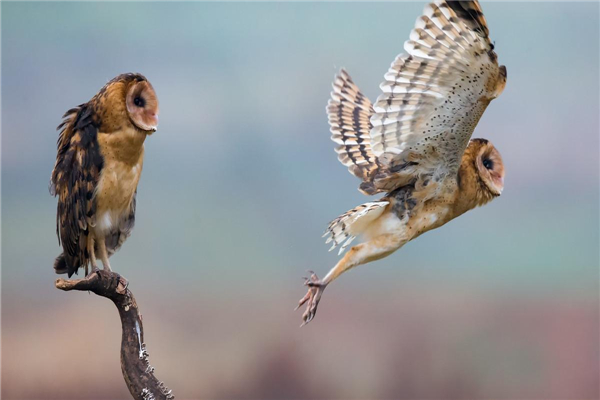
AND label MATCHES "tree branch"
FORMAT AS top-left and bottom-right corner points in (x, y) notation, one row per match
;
(56, 270), (175, 400)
